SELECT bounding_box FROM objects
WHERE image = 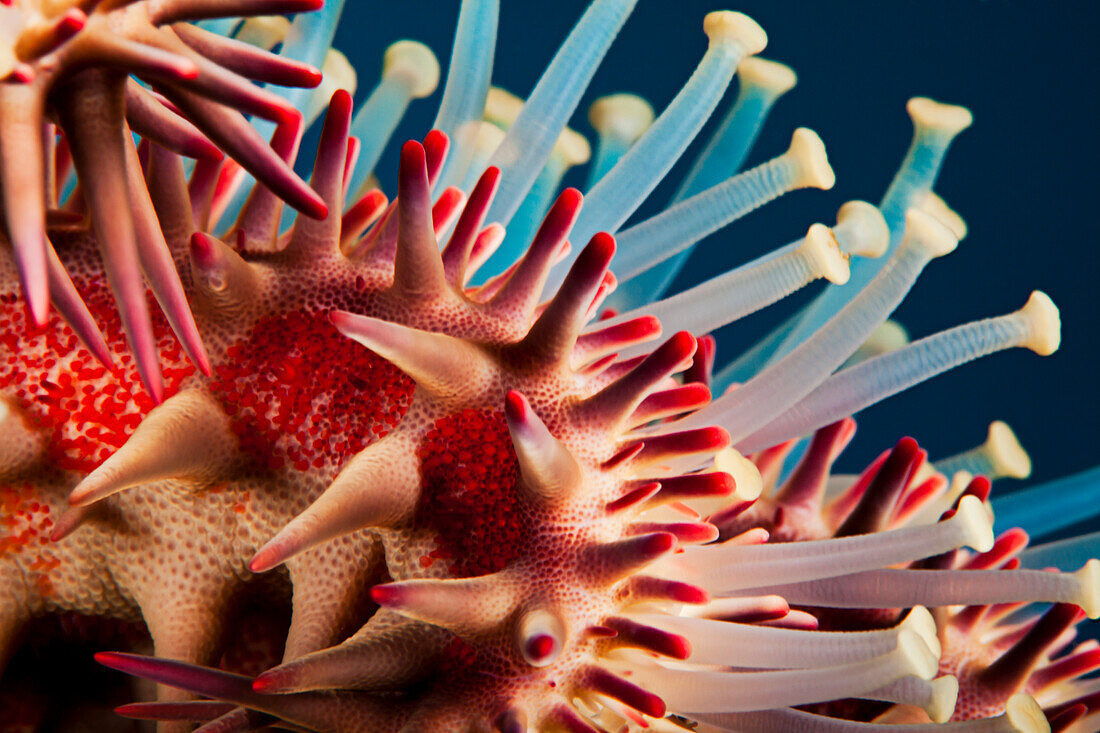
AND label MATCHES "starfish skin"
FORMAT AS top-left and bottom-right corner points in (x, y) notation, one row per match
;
(3, 4), (1100, 733)
(1, 89), (725, 730)
(0, 0), (326, 399)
